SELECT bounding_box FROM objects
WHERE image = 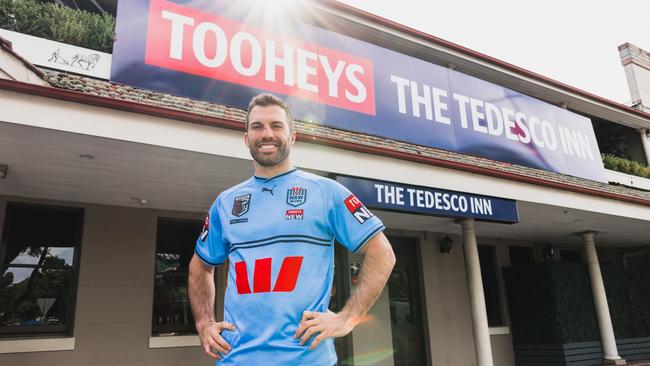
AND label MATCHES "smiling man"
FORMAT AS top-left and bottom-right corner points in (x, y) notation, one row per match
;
(188, 93), (395, 365)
